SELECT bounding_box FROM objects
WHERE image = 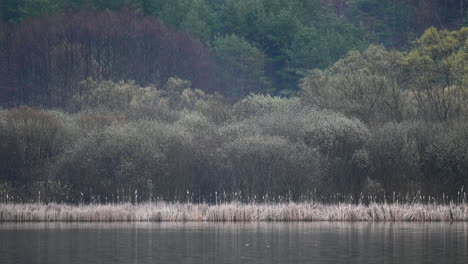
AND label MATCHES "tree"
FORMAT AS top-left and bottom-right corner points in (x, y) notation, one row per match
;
(4, 9), (217, 107)
(144, 0), (190, 27)
(17, 0), (65, 20)
(52, 121), (168, 202)
(180, 8), (211, 42)
(402, 27), (468, 121)
(0, 106), (69, 202)
(286, 23), (368, 80)
(367, 122), (423, 193)
(212, 34), (270, 98)
(221, 134), (322, 200)
(300, 45), (407, 123)
(1, 0), (21, 22)
(349, 0), (411, 47)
